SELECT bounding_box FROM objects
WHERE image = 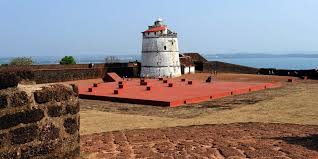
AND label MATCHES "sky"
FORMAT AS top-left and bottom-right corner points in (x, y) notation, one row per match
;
(0, 0), (317, 57)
